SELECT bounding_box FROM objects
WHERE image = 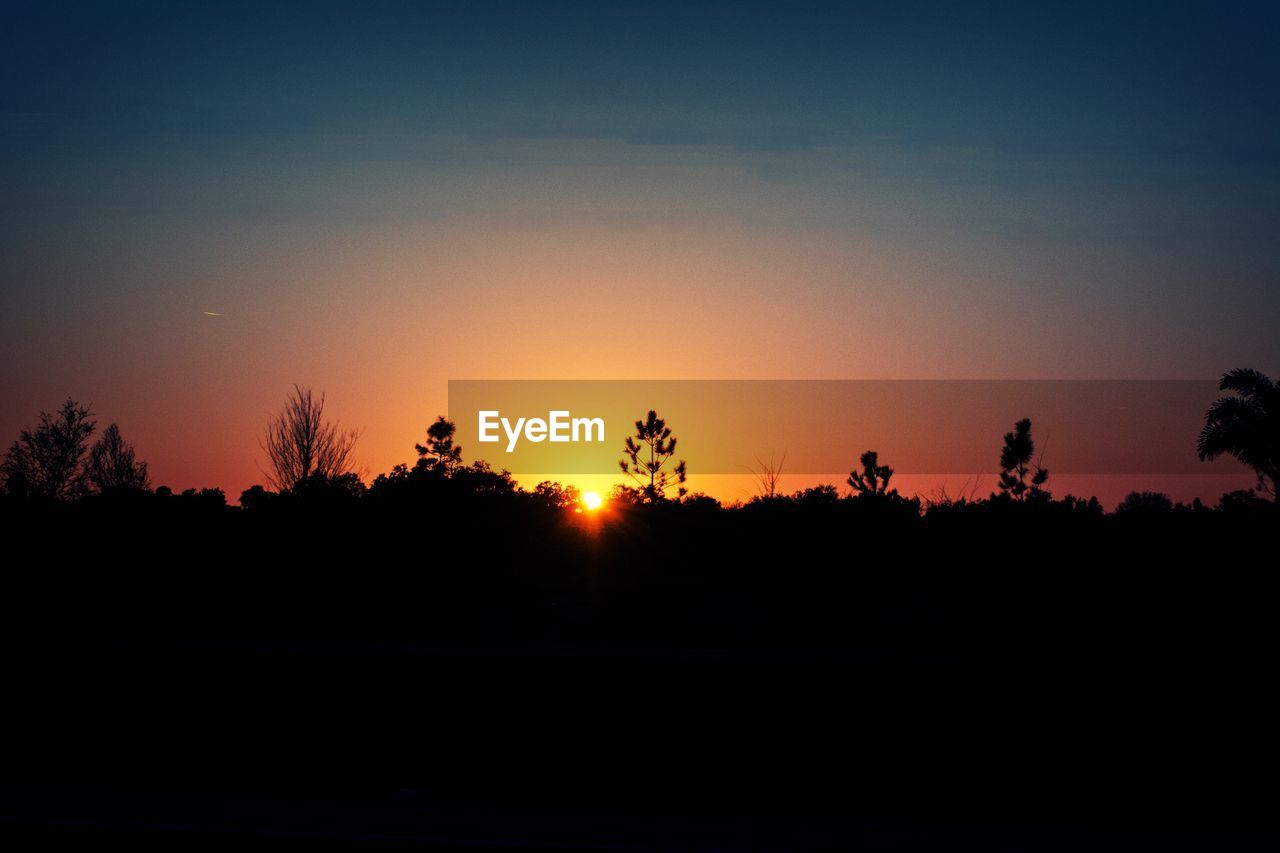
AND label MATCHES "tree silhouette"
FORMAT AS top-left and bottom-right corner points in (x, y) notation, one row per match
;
(415, 416), (463, 475)
(794, 484), (840, 505)
(87, 423), (150, 493)
(532, 480), (581, 509)
(262, 385), (360, 492)
(750, 451), (787, 499)
(620, 410), (687, 501)
(2, 399), (96, 500)
(997, 418), (1049, 500)
(1197, 368), (1279, 499)
(293, 470), (367, 503)
(1115, 491), (1174, 516)
(847, 450), (893, 496)
(238, 484), (279, 512)
(450, 460), (518, 495)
